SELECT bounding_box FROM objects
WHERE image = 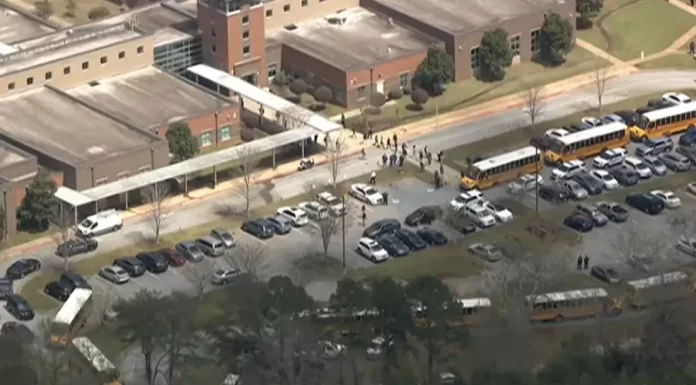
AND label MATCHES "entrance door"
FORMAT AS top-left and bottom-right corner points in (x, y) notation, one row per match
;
(243, 74), (257, 85)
